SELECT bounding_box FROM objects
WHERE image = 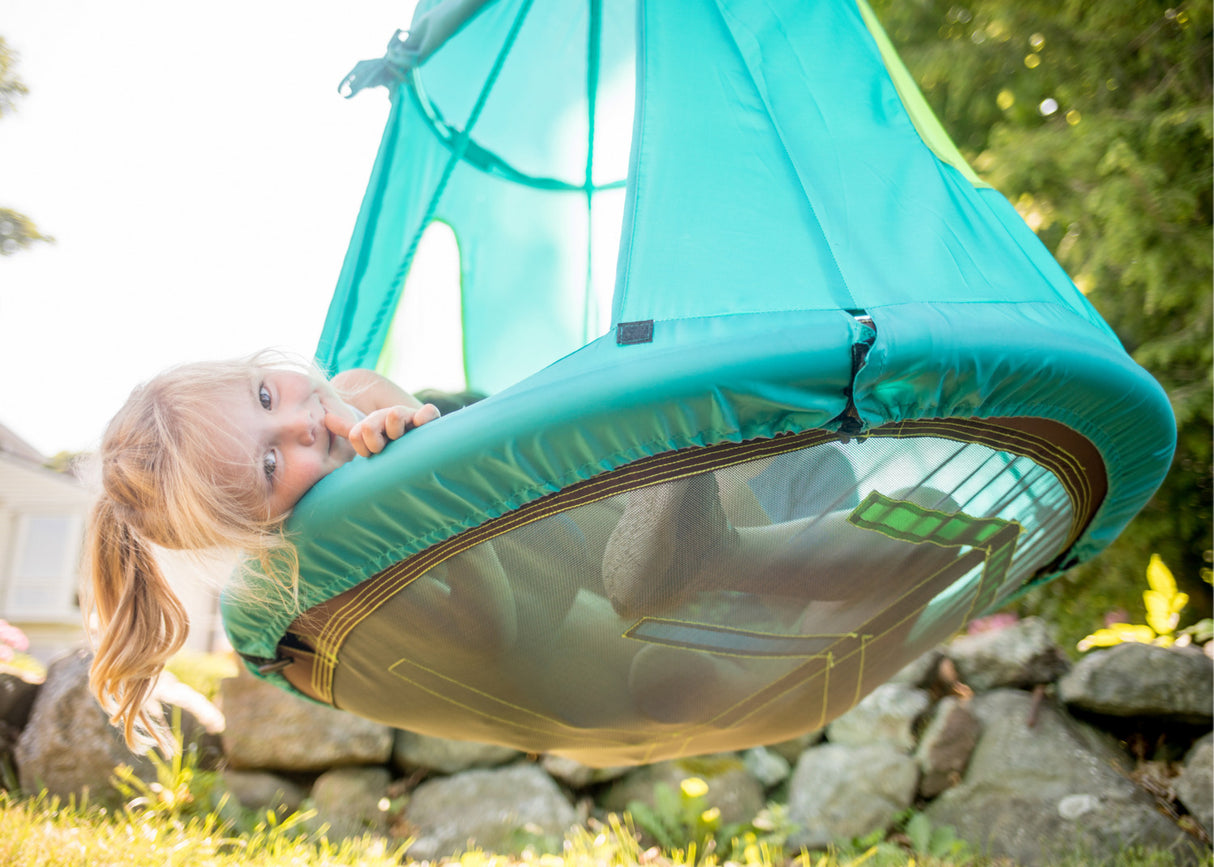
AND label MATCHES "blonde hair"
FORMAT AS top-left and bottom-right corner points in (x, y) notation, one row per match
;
(85, 352), (317, 752)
